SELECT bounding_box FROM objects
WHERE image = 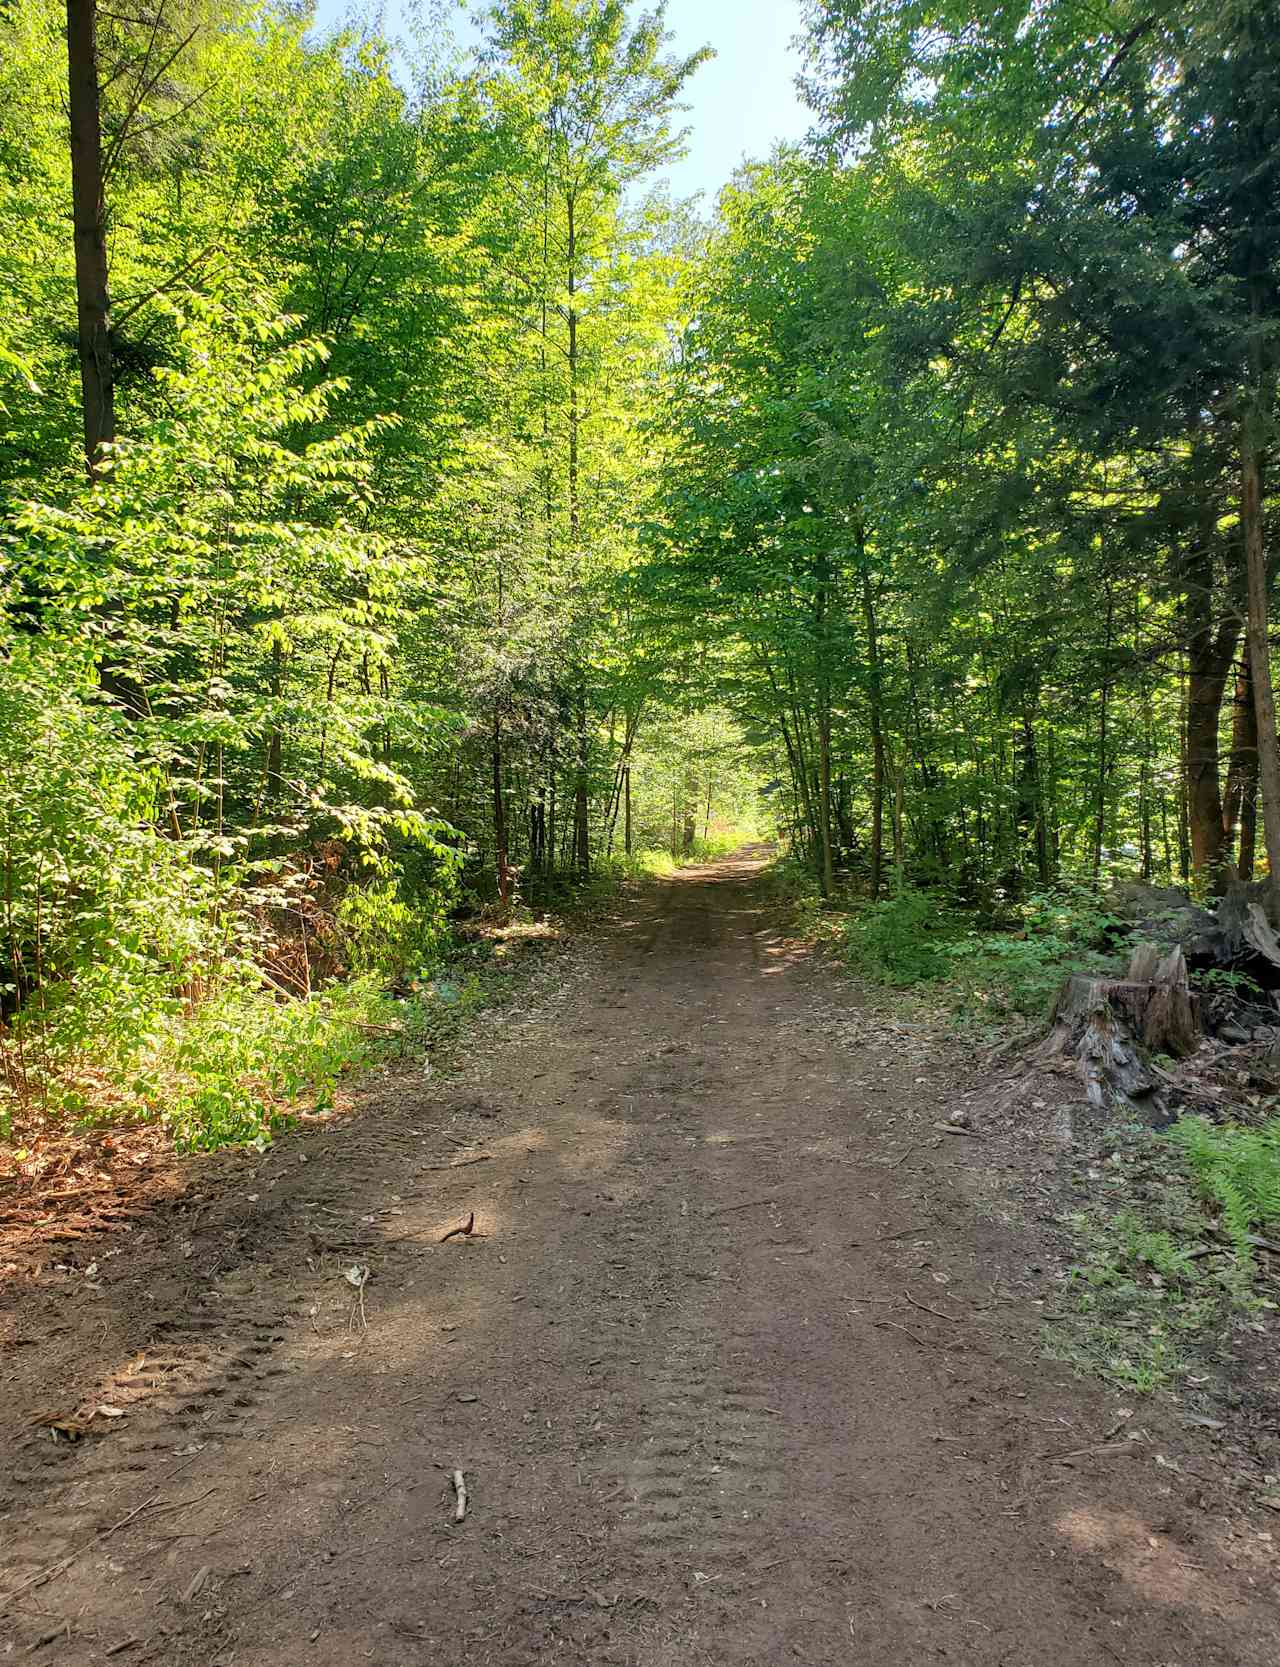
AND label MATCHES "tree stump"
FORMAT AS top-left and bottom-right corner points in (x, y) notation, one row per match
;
(1188, 879), (1280, 984)
(1035, 943), (1200, 1111)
